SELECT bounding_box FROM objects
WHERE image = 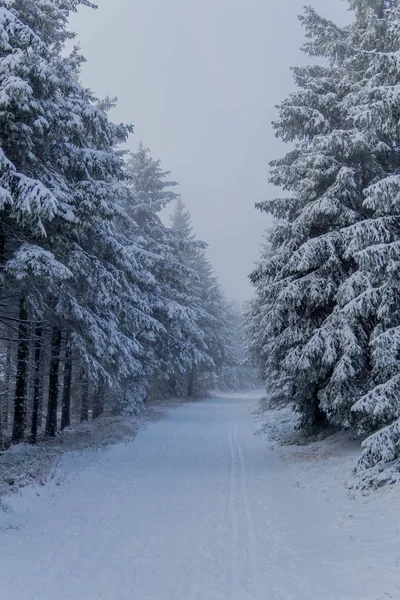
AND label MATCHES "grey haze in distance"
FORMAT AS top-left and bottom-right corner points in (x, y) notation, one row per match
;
(69, 0), (350, 304)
